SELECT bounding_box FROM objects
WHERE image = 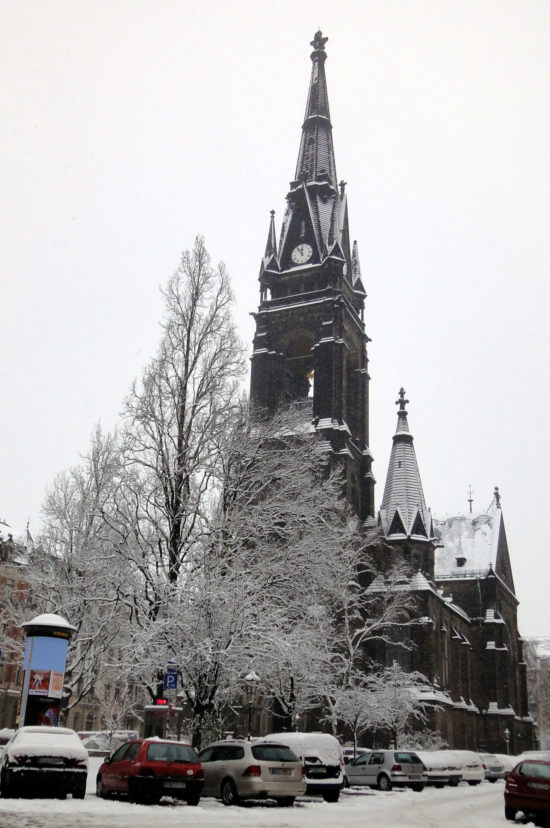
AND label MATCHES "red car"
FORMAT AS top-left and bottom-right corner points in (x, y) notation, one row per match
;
(504, 758), (550, 822)
(96, 738), (204, 805)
